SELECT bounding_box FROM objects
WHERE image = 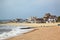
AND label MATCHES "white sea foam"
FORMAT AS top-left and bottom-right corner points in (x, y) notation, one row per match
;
(0, 25), (34, 40)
